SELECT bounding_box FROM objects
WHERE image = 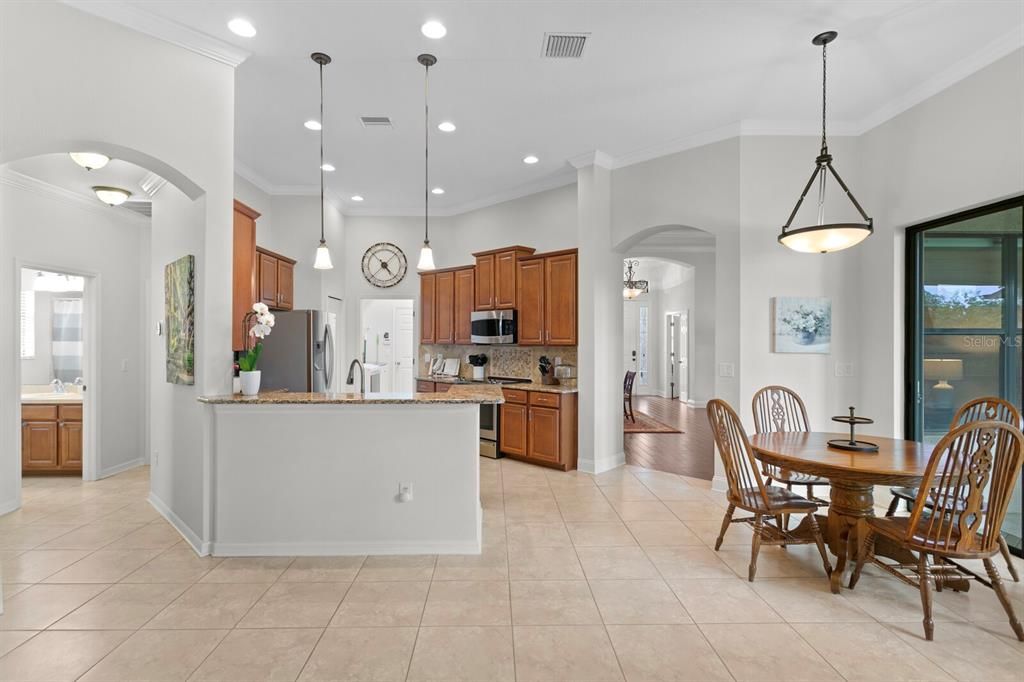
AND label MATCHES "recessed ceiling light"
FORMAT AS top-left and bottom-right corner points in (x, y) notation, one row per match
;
(92, 186), (131, 206)
(350, 195), (364, 202)
(523, 155), (539, 164)
(431, 187), (445, 195)
(438, 121), (456, 132)
(69, 152), (110, 171)
(421, 20), (447, 39)
(320, 163), (335, 172)
(227, 18), (256, 38)
(304, 120), (322, 131)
